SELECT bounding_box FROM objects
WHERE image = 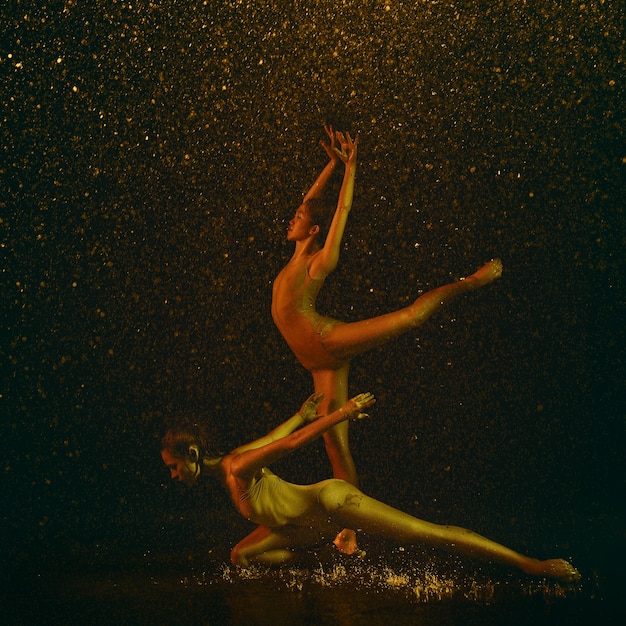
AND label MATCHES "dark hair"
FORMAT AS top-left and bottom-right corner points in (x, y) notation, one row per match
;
(161, 420), (210, 460)
(304, 197), (334, 240)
